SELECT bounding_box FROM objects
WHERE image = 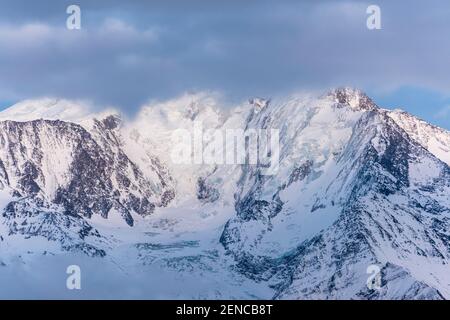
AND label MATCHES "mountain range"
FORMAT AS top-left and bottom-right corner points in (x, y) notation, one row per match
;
(0, 88), (449, 299)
